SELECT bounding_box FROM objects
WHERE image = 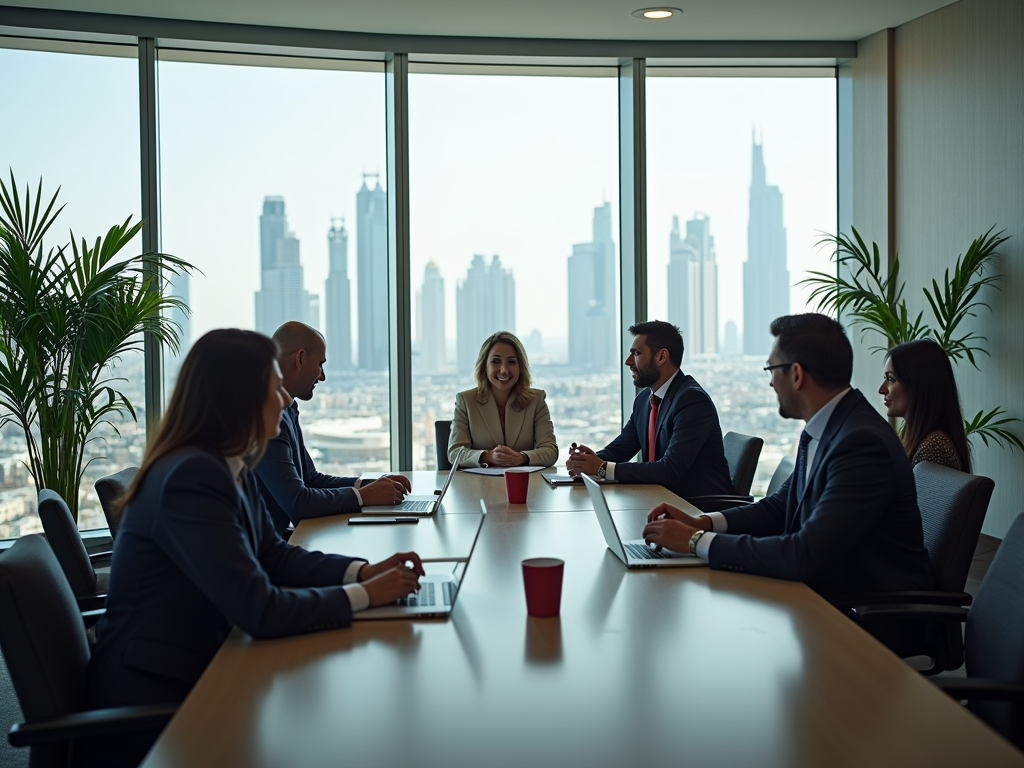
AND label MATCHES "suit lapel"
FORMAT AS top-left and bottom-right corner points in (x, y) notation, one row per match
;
(285, 406), (305, 483)
(792, 389), (863, 513)
(477, 395), (505, 445)
(653, 375), (686, 459)
(504, 392), (527, 448)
